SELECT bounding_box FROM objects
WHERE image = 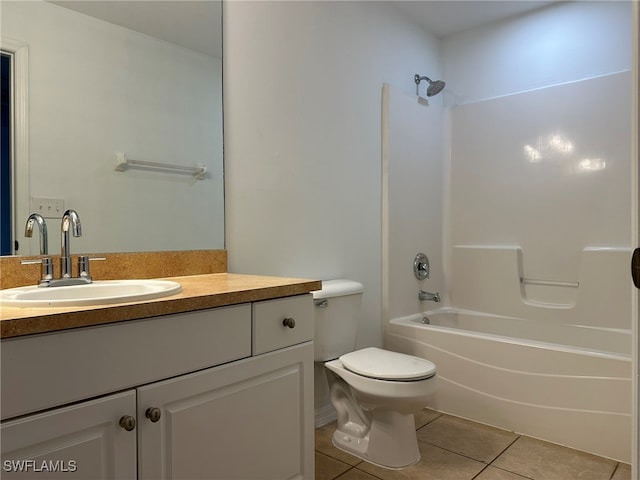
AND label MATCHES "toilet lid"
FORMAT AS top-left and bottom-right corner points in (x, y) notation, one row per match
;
(339, 347), (436, 381)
